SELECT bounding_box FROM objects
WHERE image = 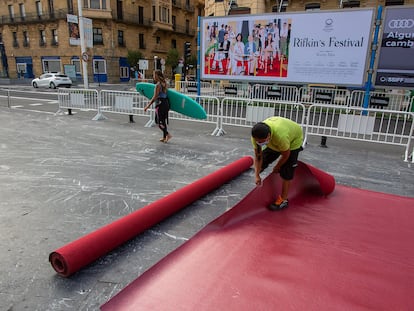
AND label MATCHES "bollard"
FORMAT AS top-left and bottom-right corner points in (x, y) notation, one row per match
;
(175, 74), (181, 91)
(129, 115), (135, 123)
(320, 136), (328, 148)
